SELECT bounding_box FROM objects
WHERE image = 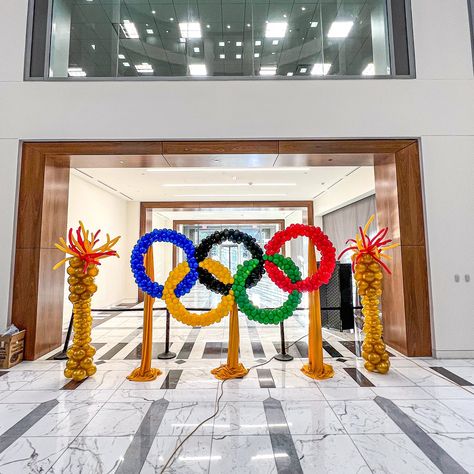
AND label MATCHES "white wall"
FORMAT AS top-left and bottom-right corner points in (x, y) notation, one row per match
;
(151, 213), (174, 286)
(63, 174), (136, 319)
(0, 0), (473, 354)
